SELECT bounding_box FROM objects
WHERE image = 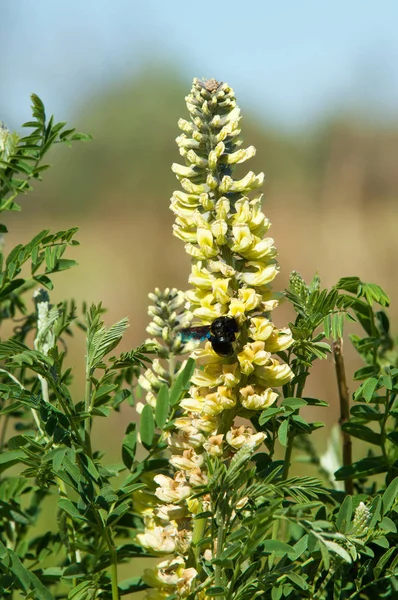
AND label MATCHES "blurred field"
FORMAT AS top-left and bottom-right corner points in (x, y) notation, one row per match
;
(4, 69), (398, 460)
